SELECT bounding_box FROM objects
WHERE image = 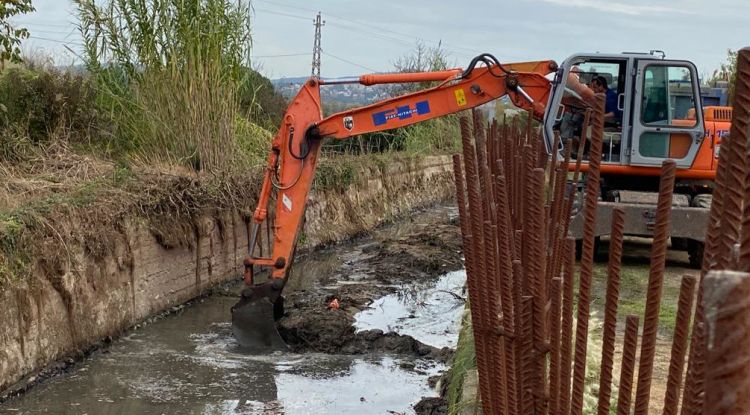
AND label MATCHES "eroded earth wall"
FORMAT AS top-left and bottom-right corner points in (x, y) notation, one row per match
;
(0, 155), (453, 392)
